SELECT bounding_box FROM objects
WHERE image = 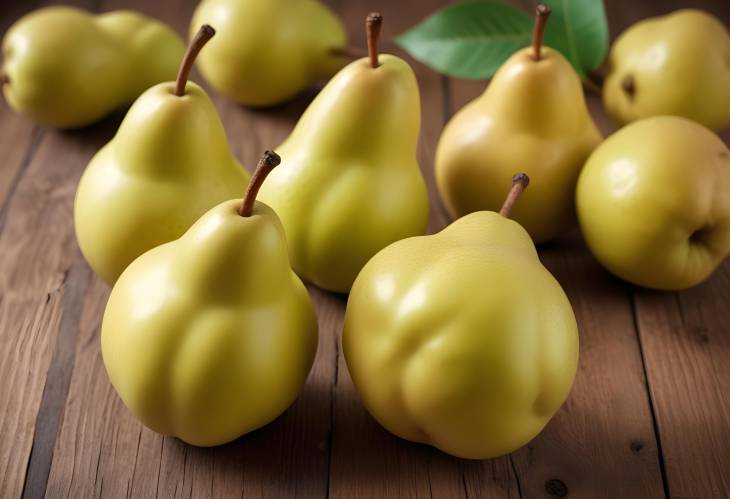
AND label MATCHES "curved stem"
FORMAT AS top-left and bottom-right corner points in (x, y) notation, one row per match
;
(531, 4), (551, 61)
(499, 173), (530, 218)
(366, 12), (383, 68)
(239, 150), (281, 217)
(175, 24), (216, 97)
